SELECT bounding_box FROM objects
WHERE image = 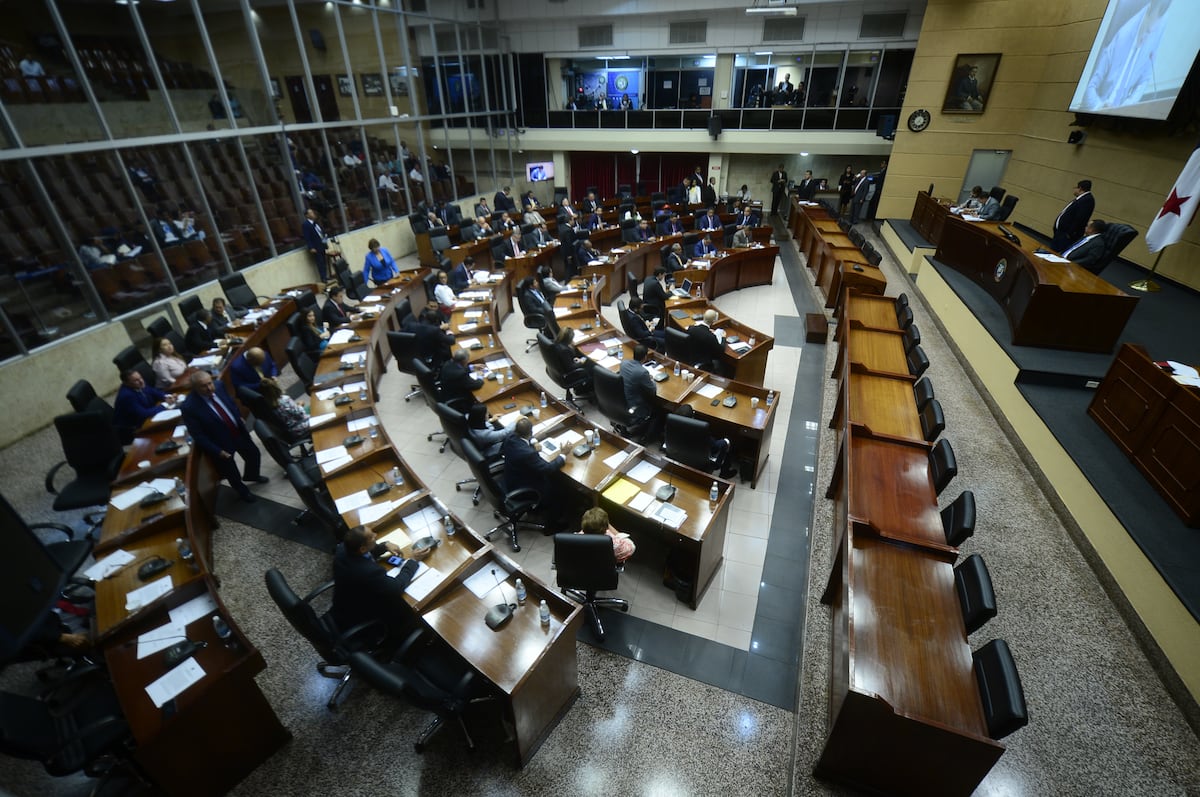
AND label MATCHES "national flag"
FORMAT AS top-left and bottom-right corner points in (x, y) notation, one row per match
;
(1146, 144), (1200, 253)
